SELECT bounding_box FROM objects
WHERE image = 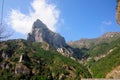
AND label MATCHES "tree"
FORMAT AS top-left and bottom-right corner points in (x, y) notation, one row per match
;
(117, 0), (120, 2)
(116, 0), (120, 25)
(0, 24), (12, 41)
(111, 0), (120, 25)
